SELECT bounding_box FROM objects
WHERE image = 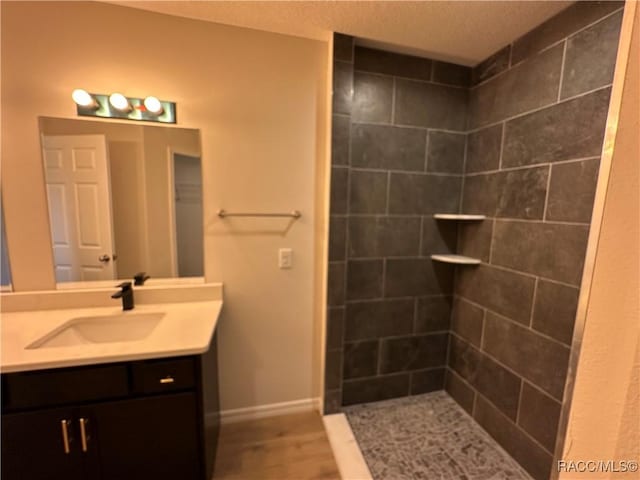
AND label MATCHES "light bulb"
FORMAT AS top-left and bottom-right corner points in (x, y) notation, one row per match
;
(109, 93), (131, 112)
(143, 96), (163, 115)
(71, 89), (97, 108)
